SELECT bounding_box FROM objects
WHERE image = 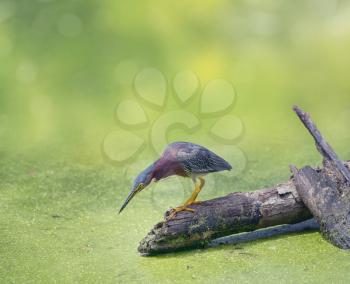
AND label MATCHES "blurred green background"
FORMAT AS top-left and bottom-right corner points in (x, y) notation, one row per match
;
(1, 1), (350, 283)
